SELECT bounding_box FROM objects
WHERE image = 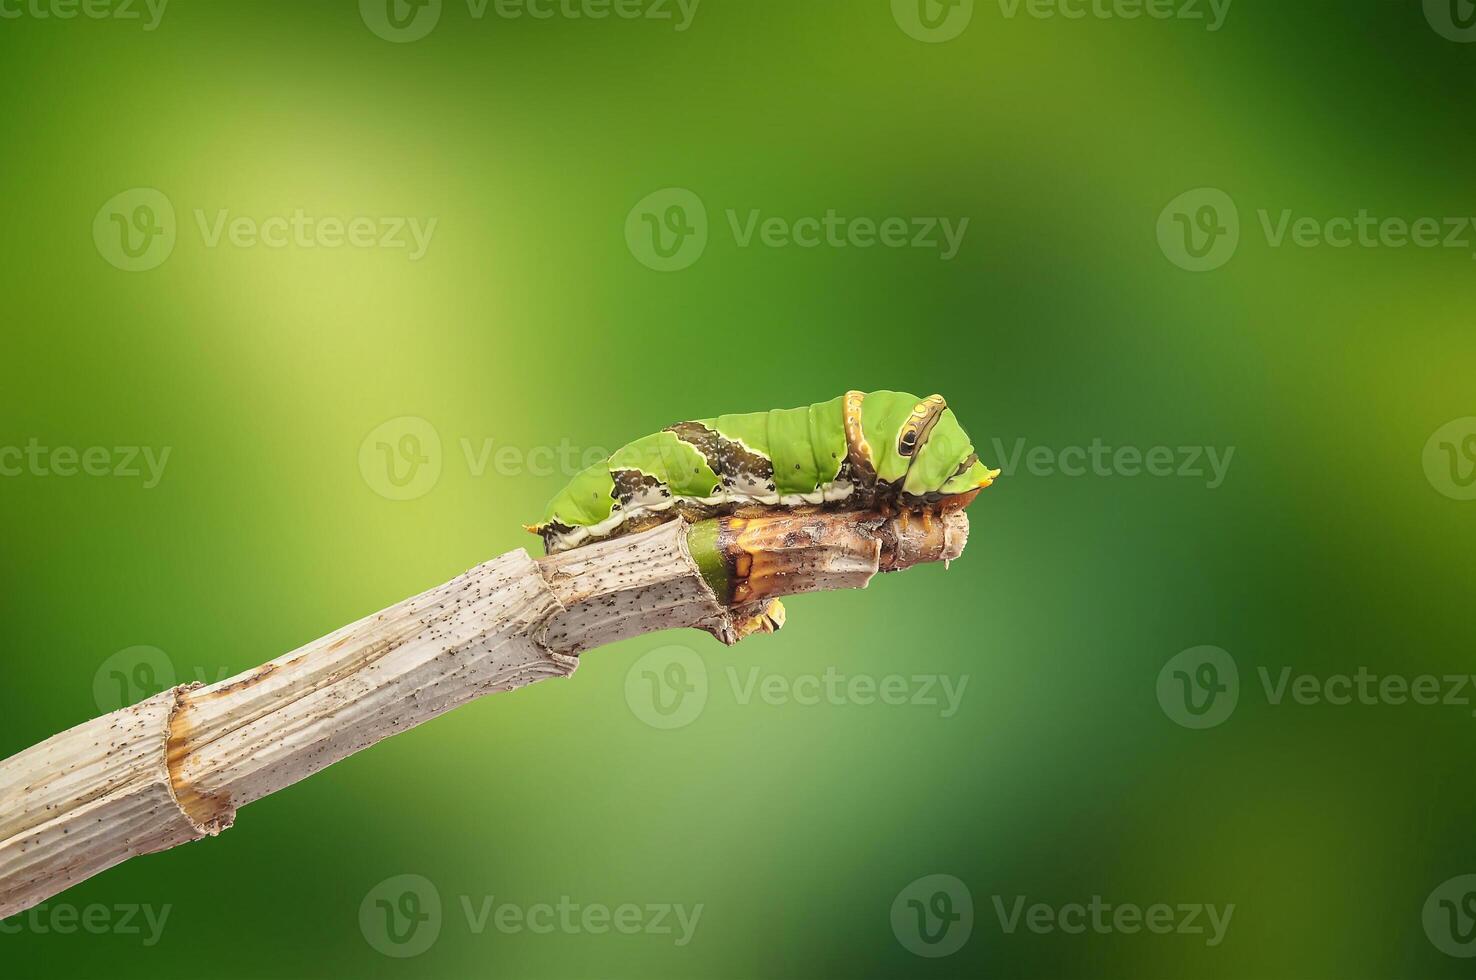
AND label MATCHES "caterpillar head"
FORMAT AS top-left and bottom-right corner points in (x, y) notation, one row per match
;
(888, 393), (999, 500)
